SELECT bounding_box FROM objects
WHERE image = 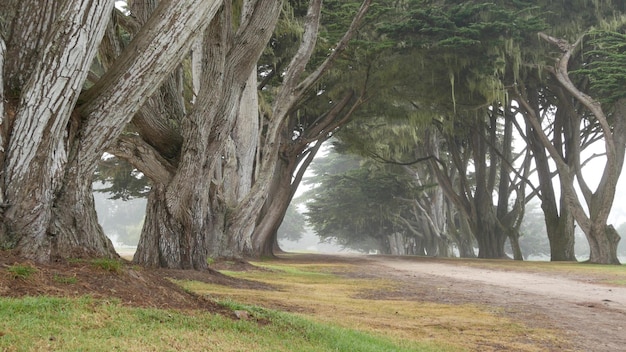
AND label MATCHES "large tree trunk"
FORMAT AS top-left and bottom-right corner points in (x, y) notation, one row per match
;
(471, 121), (507, 259)
(545, 199), (576, 261)
(250, 158), (295, 257)
(1, 0), (114, 260)
(587, 224), (621, 264)
(471, 211), (507, 259)
(47, 164), (118, 260)
(521, 87), (577, 261)
(134, 184), (211, 269)
(131, 1), (281, 266)
(1, 0), (221, 263)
